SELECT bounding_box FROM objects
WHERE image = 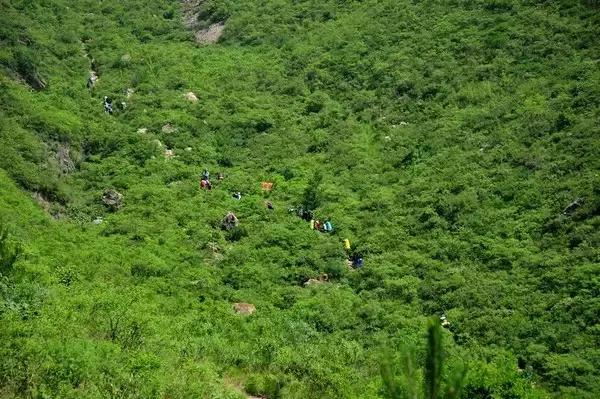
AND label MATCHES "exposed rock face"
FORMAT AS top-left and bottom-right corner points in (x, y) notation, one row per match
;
(563, 198), (584, 215)
(57, 144), (75, 174)
(195, 22), (225, 44)
(32, 192), (64, 219)
(233, 303), (255, 315)
(102, 189), (123, 211)
(18, 62), (47, 90)
(182, 1), (225, 44)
